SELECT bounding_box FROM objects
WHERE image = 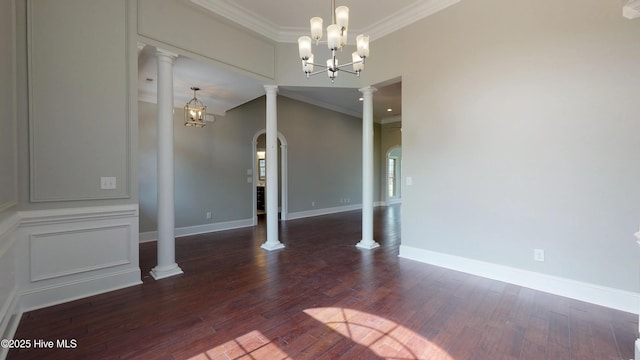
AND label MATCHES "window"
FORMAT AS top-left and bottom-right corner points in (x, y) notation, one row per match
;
(388, 157), (396, 198)
(259, 159), (266, 180)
